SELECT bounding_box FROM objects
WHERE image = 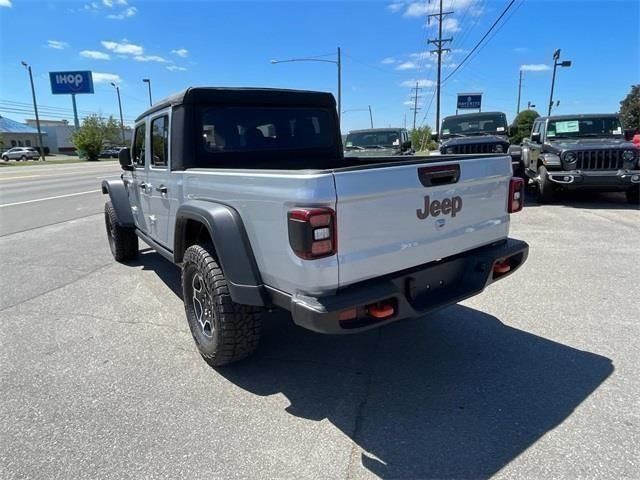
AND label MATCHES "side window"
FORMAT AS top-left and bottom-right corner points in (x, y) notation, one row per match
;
(150, 115), (169, 168)
(25, 140), (32, 147)
(132, 123), (146, 167)
(11, 140), (17, 147)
